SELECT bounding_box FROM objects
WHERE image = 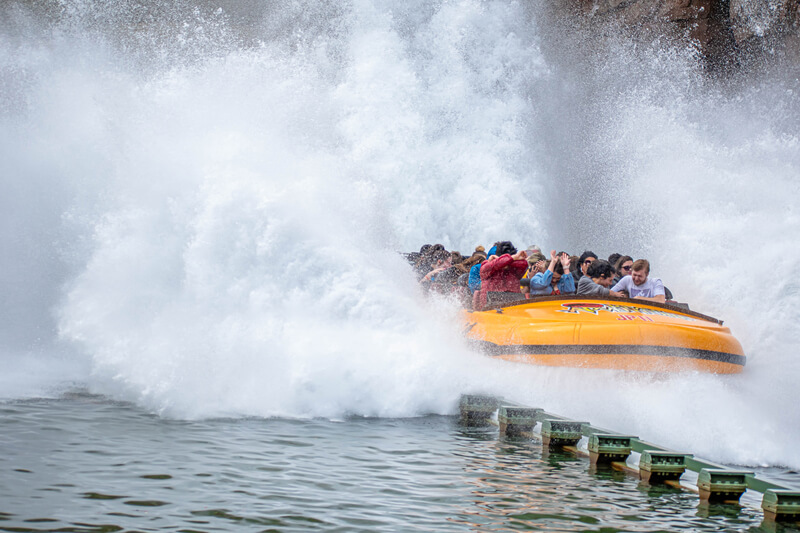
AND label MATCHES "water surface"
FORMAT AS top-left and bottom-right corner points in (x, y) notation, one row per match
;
(2, 395), (796, 532)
